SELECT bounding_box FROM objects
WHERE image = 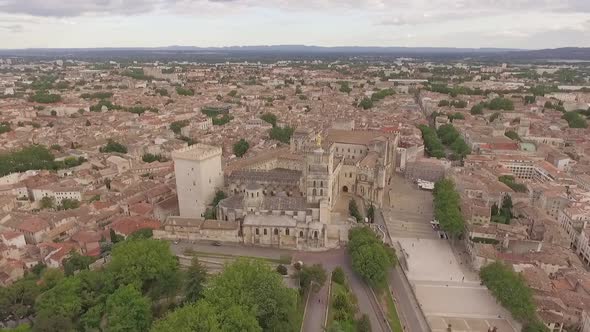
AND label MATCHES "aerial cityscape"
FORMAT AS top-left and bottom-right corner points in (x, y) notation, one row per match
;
(1, 1), (590, 332)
